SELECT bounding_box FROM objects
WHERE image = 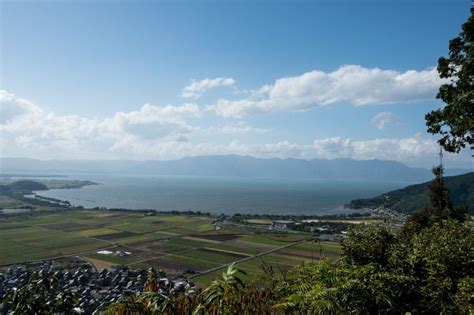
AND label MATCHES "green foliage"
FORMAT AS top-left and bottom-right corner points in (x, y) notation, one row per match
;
(390, 220), (474, 313)
(342, 225), (395, 266)
(413, 221), (473, 310)
(4, 273), (76, 315)
(425, 7), (474, 152)
(196, 263), (247, 314)
(276, 260), (412, 314)
(455, 277), (474, 314)
(277, 218), (472, 314)
(104, 296), (152, 315)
